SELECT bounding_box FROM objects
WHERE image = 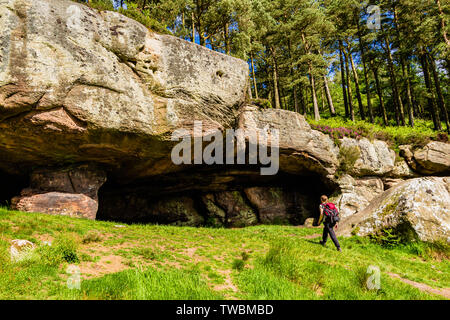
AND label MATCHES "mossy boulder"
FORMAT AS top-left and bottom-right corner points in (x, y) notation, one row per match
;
(338, 177), (450, 243)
